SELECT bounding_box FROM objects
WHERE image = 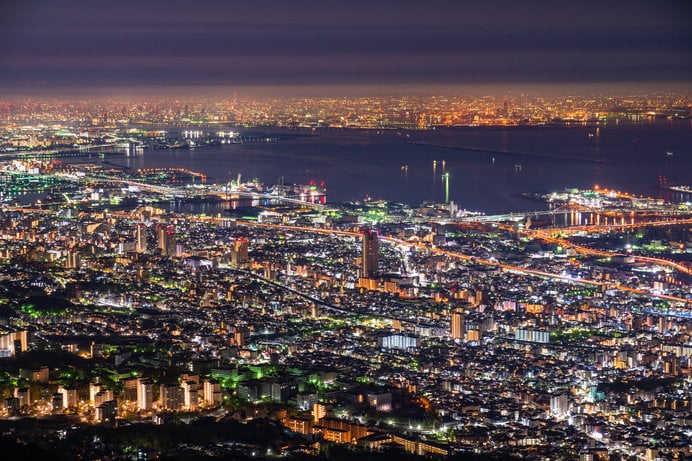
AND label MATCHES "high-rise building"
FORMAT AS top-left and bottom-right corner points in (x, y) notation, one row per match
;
(0, 330), (28, 357)
(182, 381), (198, 410)
(313, 402), (327, 423)
(94, 389), (113, 407)
(451, 312), (465, 340)
(202, 379), (223, 406)
(160, 384), (183, 411)
(135, 223), (147, 253)
(137, 378), (154, 411)
(550, 393), (569, 419)
(95, 400), (118, 423)
(58, 386), (77, 408)
(65, 249), (80, 269)
(362, 230), (379, 278)
(89, 383), (101, 405)
(51, 393), (63, 412)
(157, 225), (166, 254)
(231, 237), (249, 267)
(14, 387), (30, 408)
(157, 225), (177, 257)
